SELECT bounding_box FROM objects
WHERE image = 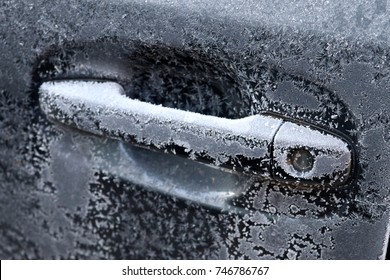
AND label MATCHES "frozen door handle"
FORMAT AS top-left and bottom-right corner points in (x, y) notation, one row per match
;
(39, 80), (353, 186)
